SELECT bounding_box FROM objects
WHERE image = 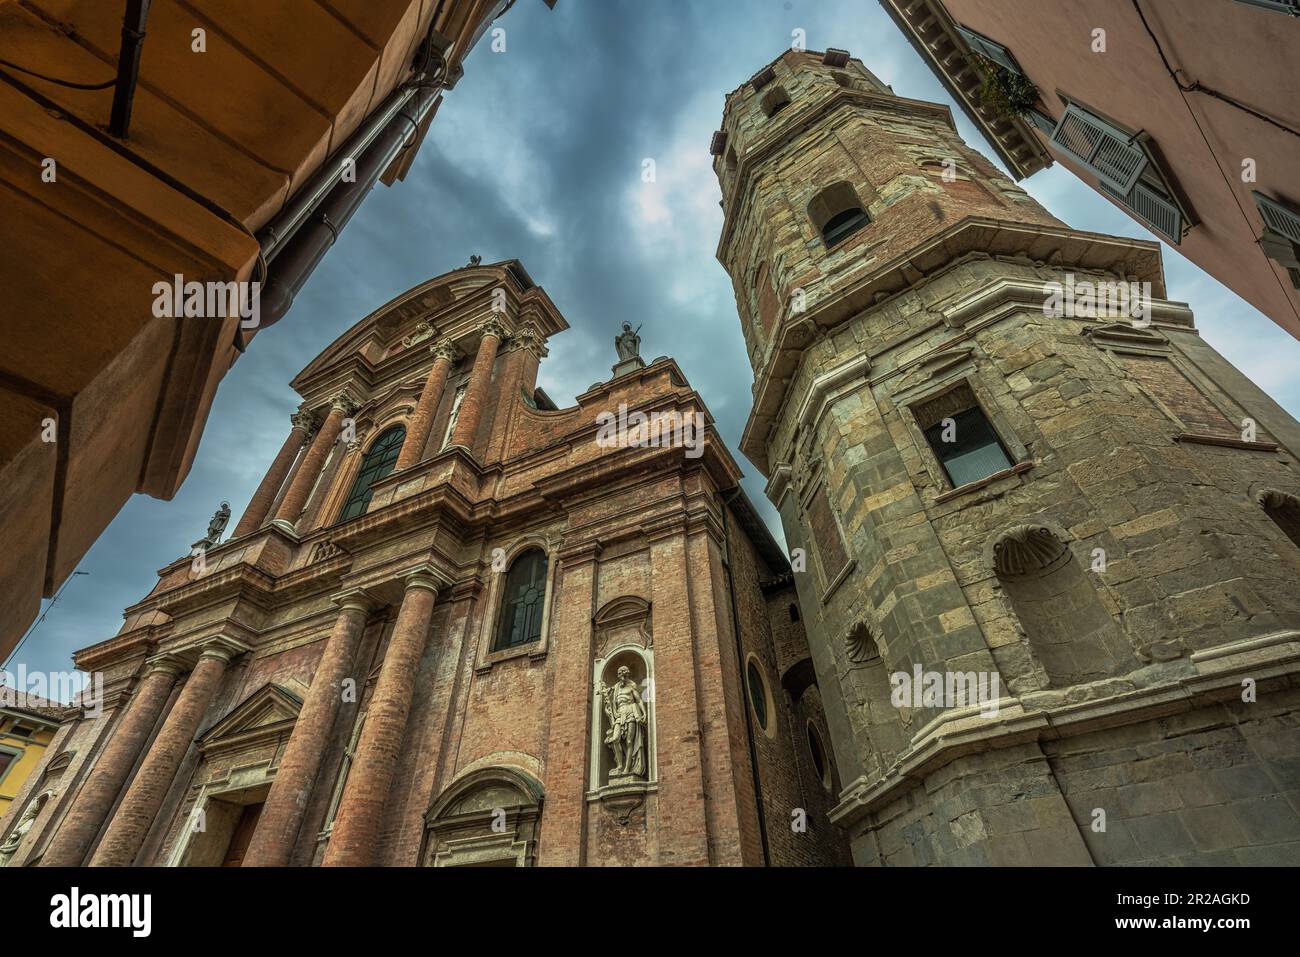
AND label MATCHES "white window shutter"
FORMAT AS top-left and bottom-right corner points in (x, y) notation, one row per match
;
(1050, 103), (1148, 194)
